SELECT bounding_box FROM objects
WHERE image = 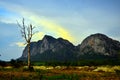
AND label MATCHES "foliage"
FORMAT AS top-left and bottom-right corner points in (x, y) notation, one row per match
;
(10, 59), (24, 68)
(20, 52), (120, 66)
(0, 60), (7, 67)
(30, 58), (120, 67)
